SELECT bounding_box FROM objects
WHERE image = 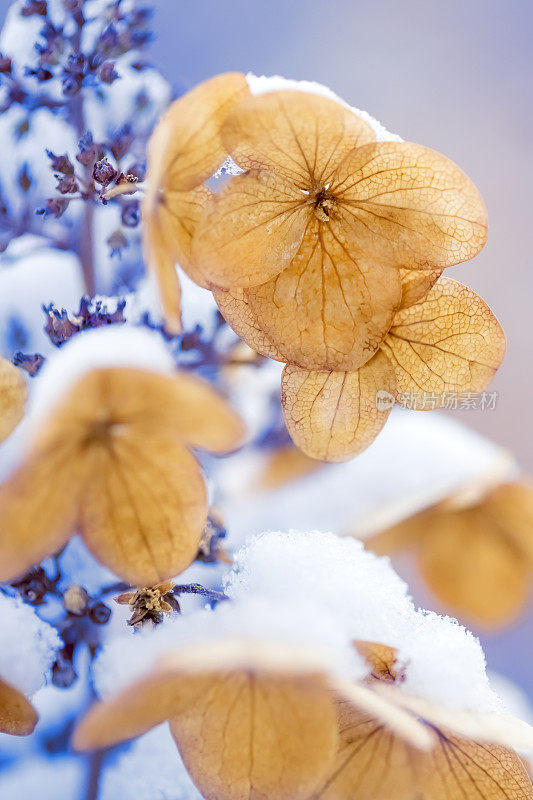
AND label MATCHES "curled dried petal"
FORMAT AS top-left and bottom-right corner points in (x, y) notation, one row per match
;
(193, 169), (309, 288)
(355, 641), (400, 683)
(399, 266), (443, 308)
(246, 221), (401, 371)
(222, 90), (376, 186)
(0, 358), (27, 443)
(281, 353), (397, 462)
(332, 142), (487, 269)
(0, 678), (38, 736)
(381, 277), (506, 401)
